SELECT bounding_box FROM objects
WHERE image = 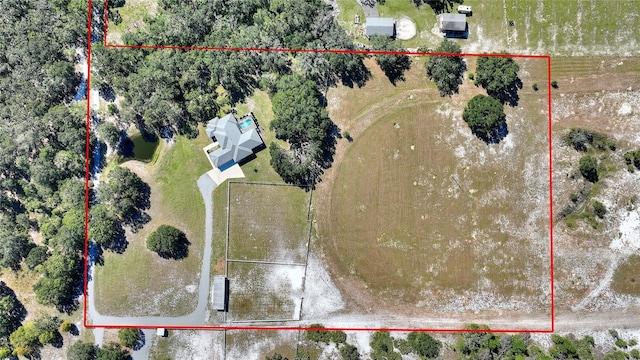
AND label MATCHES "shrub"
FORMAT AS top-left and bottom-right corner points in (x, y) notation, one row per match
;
(306, 324), (331, 343)
(532, 83), (539, 91)
(340, 344), (360, 360)
(107, 103), (119, 116)
(118, 328), (141, 348)
(146, 225), (190, 259)
(468, 72), (474, 80)
(579, 155), (599, 183)
(551, 80), (558, 88)
(393, 338), (412, 355)
(615, 338), (628, 349)
(593, 201), (607, 218)
(407, 332), (442, 358)
(630, 349), (640, 359)
(330, 330), (347, 344)
(342, 131), (352, 142)
(59, 321), (74, 333)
